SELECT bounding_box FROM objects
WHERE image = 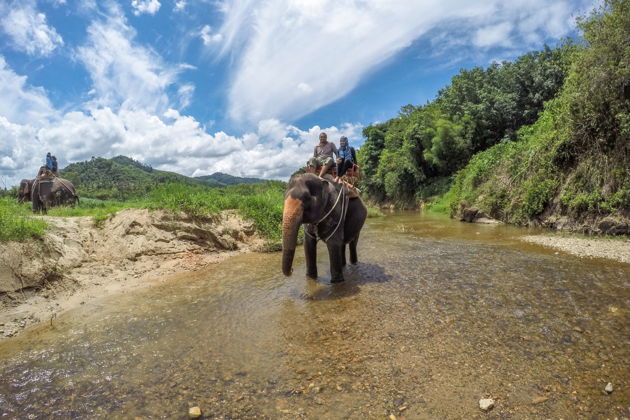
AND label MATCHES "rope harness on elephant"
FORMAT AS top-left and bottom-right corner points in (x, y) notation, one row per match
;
(304, 185), (348, 243)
